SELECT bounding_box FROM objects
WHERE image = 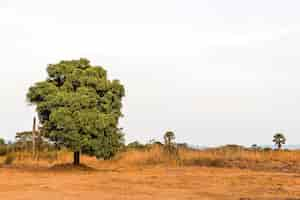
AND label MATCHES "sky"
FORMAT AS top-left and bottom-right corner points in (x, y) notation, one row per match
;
(1, 0), (300, 146)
